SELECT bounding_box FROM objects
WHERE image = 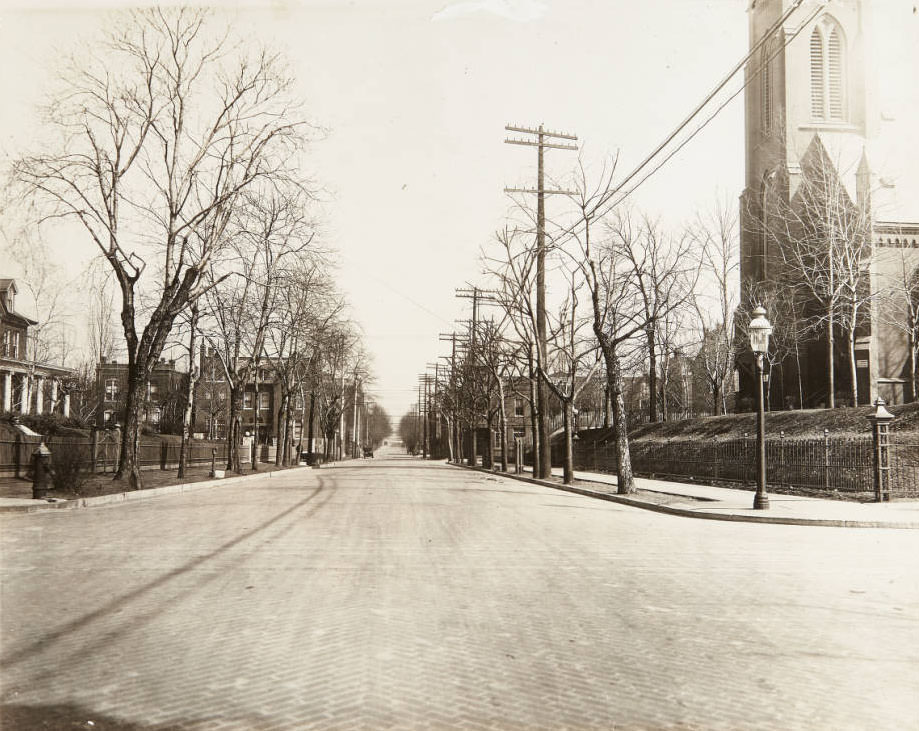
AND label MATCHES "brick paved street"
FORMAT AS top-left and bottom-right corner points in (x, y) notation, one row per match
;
(2, 453), (918, 730)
